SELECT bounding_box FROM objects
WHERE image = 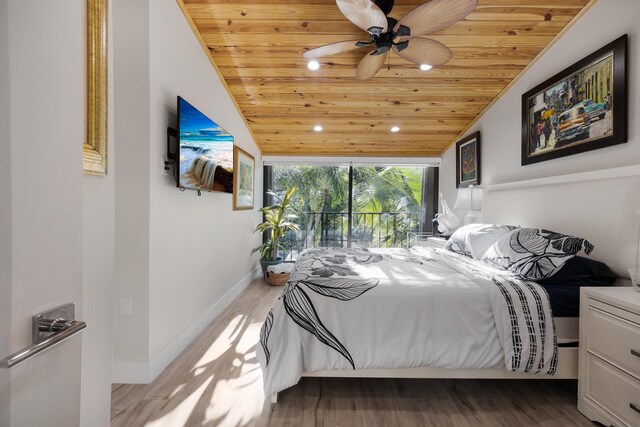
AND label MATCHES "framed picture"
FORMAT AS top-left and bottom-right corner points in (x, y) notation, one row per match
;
(456, 131), (481, 188)
(233, 146), (255, 210)
(521, 35), (627, 166)
(83, 0), (108, 175)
